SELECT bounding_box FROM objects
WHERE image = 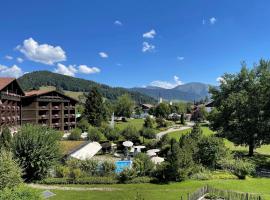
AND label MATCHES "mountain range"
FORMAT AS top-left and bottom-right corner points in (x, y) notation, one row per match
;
(131, 82), (211, 102)
(17, 71), (211, 103)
